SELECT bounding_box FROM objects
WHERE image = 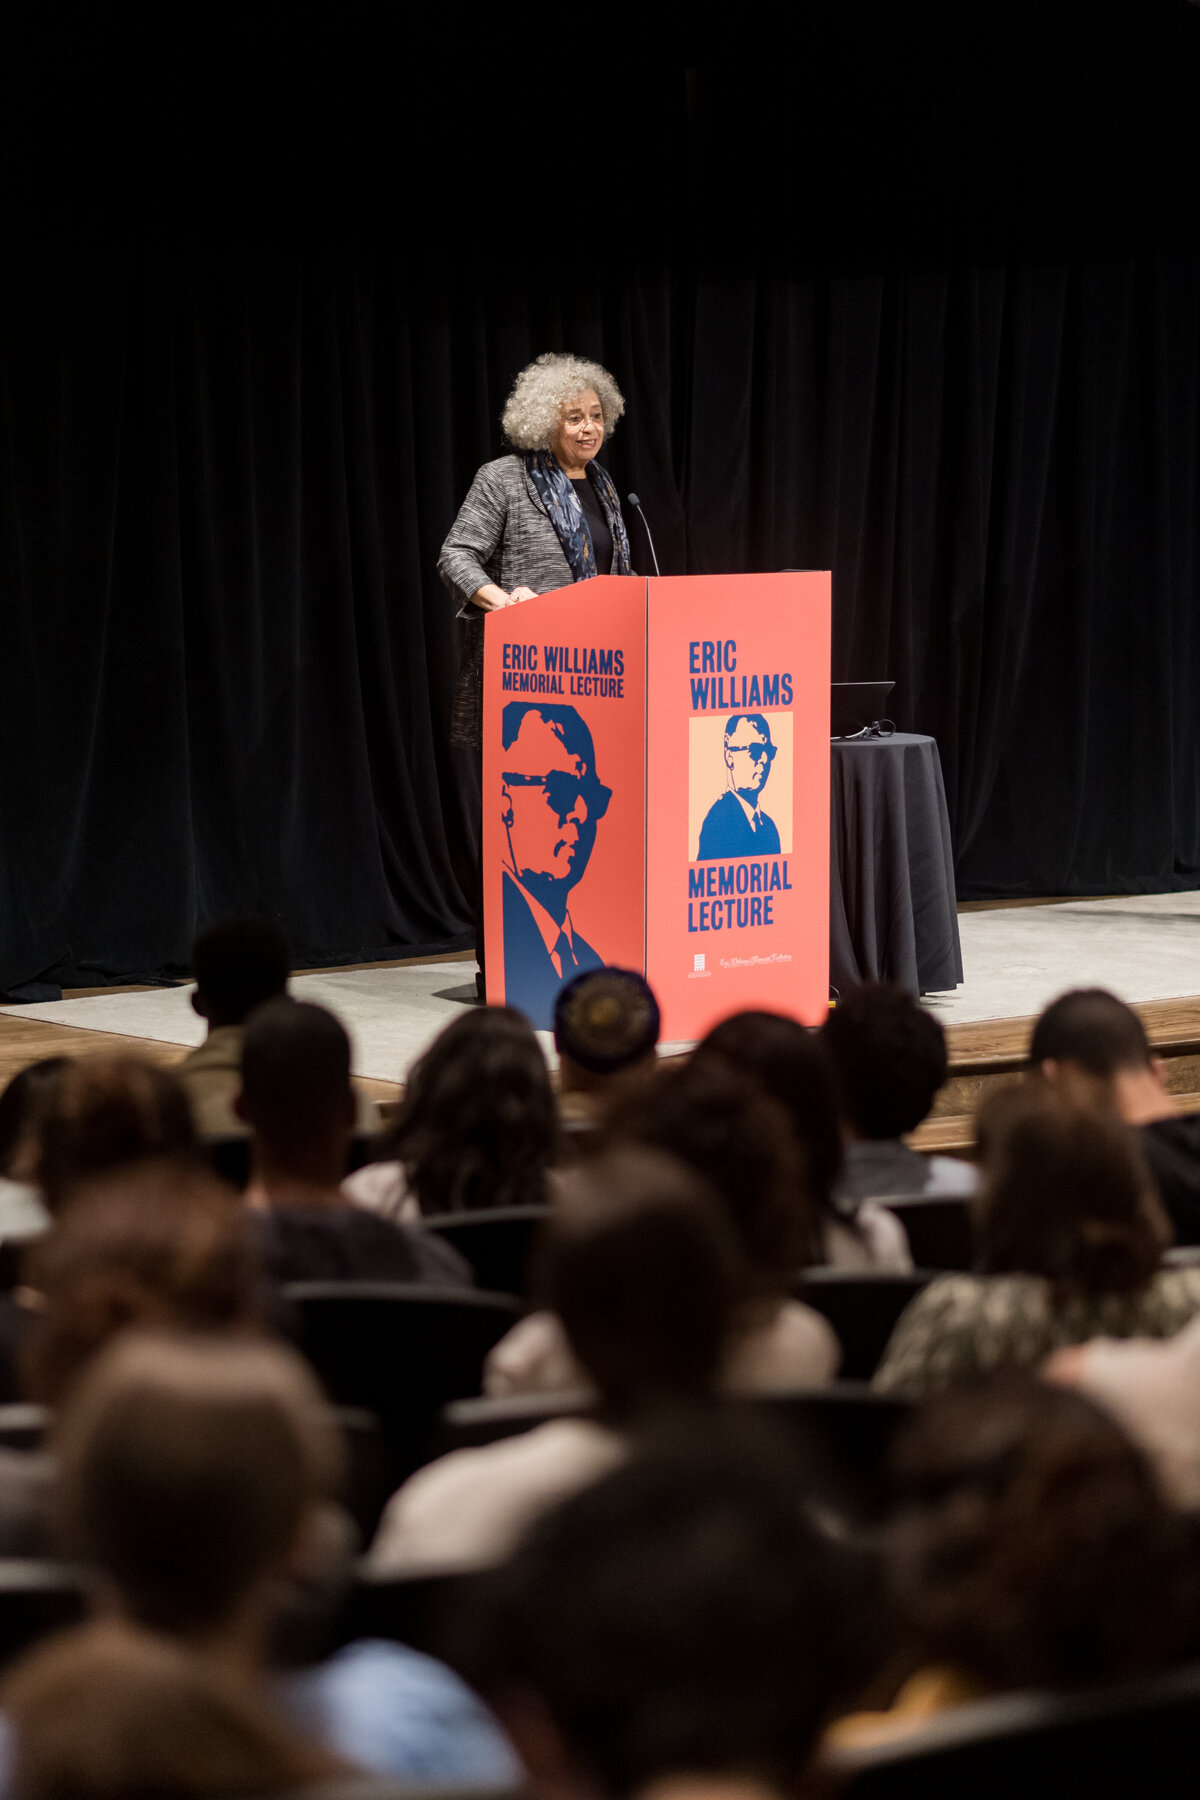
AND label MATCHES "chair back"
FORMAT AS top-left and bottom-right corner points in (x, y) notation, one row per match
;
(884, 1193), (974, 1271)
(797, 1269), (933, 1380)
(0, 1404), (49, 1452)
(437, 1389), (594, 1456)
(284, 1284), (521, 1479)
(829, 1658), (1200, 1799)
(421, 1207), (550, 1298)
(0, 1560), (86, 1668)
(751, 1382), (912, 1518)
